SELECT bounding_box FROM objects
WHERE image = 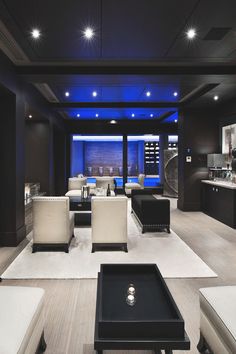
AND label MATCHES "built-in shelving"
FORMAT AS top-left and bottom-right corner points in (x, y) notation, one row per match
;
(144, 141), (159, 175)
